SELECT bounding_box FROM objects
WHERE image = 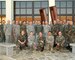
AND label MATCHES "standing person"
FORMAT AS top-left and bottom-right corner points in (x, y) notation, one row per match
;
(4, 20), (12, 43)
(0, 23), (3, 42)
(1, 20), (5, 42)
(56, 31), (65, 50)
(20, 21), (27, 32)
(46, 31), (54, 51)
(18, 30), (28, 50)
(35, 21), (43, 46)
(12, 20), (16, 43)
(26, 21), (35, 36)
(14, 21), (20, 44)
(37, 32), (45, 52)
(43, 21), (51, 37)
(28, 32), (35, 50)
